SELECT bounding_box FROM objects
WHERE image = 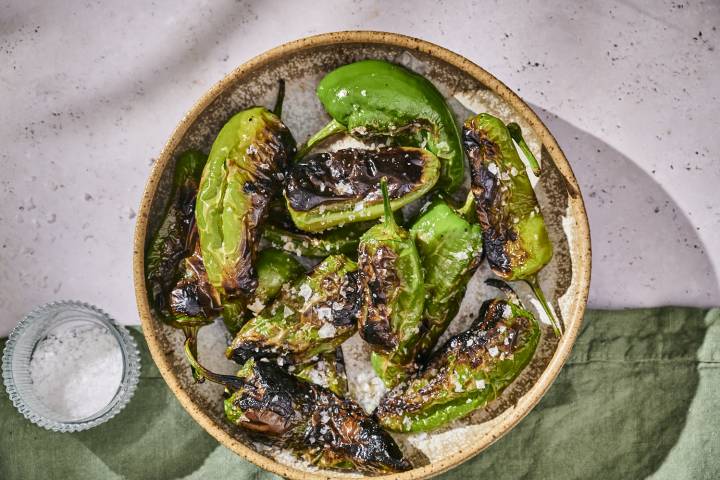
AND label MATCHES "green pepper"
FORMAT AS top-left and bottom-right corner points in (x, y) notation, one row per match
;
(302, 59), (464, 193)
(285, 147), (439, 232)
(145, 150), (207, 323)
(357, 178), (425, 388)
(375, 279), (540, 432)
(262, 222), (370, 258)
(184, 343), (412, 473)
(409, 193), (483, 362)
(463, 113), (561, 335)
(221, 248), (305, 334)
(195, 105), (296, 313)
(226, 254), (361, 366)
(295, 347), (348, 396)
